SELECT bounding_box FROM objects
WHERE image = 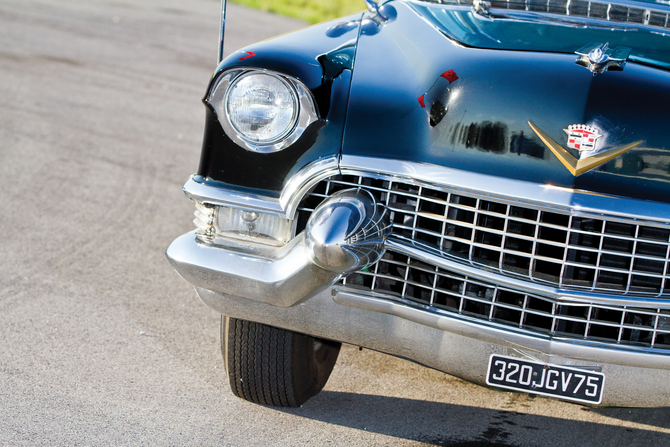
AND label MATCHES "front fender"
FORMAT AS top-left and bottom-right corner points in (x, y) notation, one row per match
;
(196, 14), (363, 194)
